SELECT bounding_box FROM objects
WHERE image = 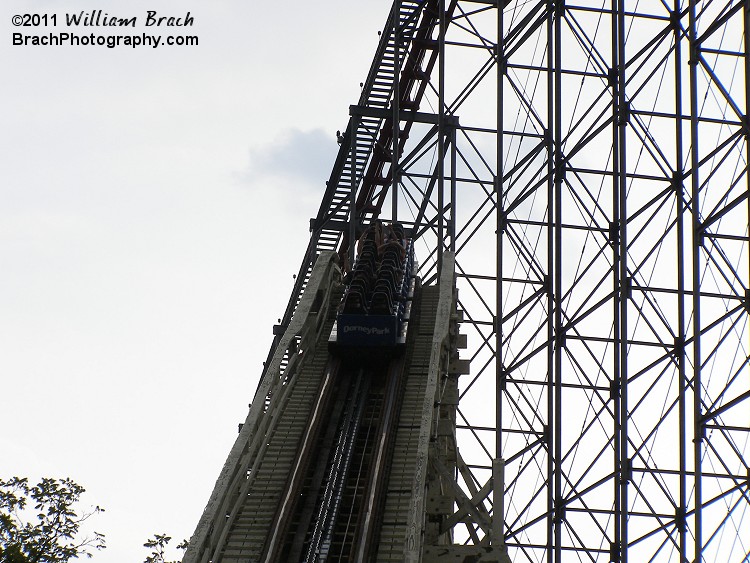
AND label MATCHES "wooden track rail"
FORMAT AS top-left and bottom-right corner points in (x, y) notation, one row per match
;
(184, 252), (495, 562)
